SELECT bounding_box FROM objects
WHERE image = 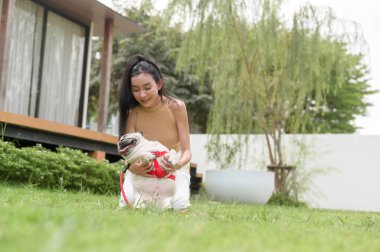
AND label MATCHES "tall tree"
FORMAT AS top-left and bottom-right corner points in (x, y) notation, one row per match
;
(166, 0), (375, 135)
(303, 51), (376, 133)
(165, 0), (374, 193)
